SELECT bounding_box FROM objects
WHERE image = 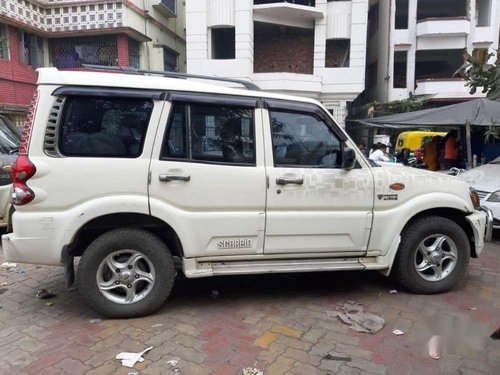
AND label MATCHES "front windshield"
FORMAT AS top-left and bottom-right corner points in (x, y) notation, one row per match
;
(0, 117), (20, 154)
